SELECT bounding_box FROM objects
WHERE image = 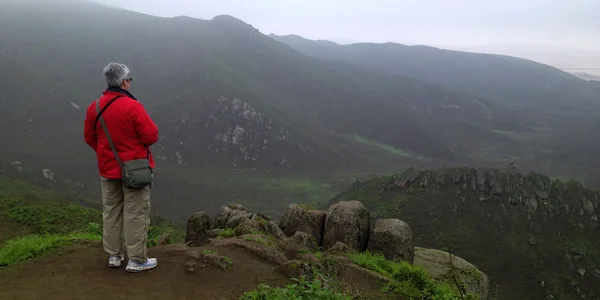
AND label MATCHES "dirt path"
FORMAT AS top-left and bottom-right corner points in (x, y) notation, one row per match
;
(0, 242), (288, 300)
